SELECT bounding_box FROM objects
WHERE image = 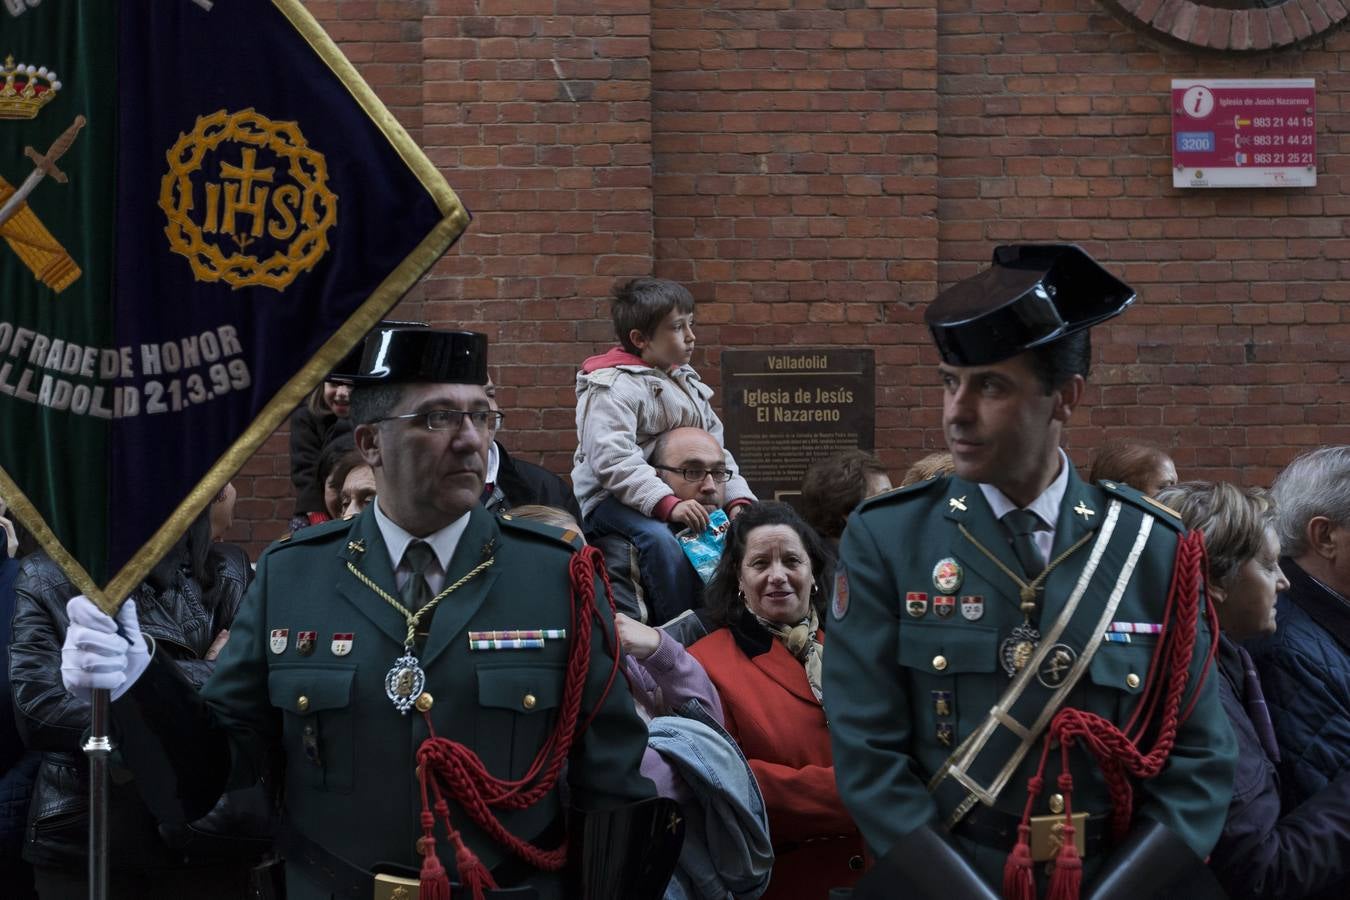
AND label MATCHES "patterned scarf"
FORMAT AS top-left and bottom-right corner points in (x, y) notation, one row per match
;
(753, 606), (824, 702)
